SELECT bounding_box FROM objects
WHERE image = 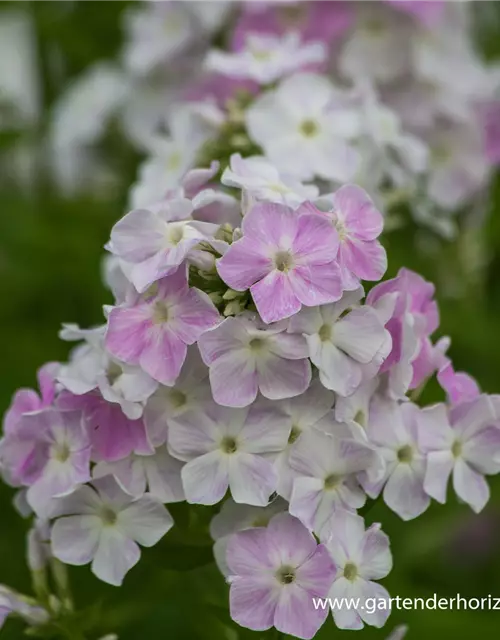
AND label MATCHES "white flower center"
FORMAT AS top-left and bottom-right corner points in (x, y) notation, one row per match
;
(318, 323), (332, 343)
(288, 425), (302, 444)
(274, 250), (294, 273)
(363, 18), (386, 37)
(397, 444), (414, 464)
(100, 506), (118, 526)
(299, 119), (320, 138)
(353, 410), (366, 428)
(51, 441), (71, 463)
(431, 144), (451, 166)
(269, 182), (291, 195)
(451, 440), (463, 459)
(165, 223), (185, 246)
(168, 388), (187, 410)
(343, 562), (358, 581)
(335, 217), (348, 242)
(250, 46), (272, 62)
(248, 337), (267, 352)
(276, 565), (296, 585)
(324, 473), (341, 490)
(220, 436), (238, 454)
(152, 301), (171, 324)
